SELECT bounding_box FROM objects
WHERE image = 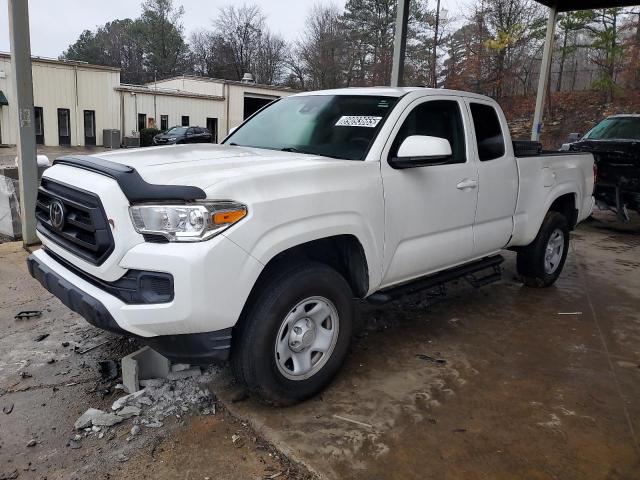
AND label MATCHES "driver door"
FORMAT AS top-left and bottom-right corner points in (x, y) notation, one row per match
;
(380, 96), (479, 287)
